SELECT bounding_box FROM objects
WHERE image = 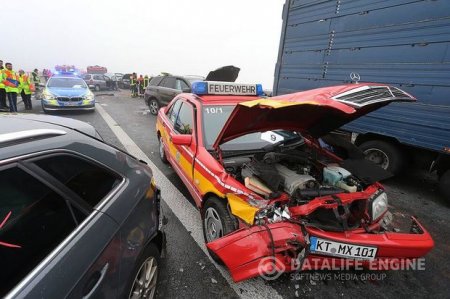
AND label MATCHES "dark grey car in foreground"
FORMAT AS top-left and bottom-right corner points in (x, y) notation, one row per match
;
(0, 114), (164, 298)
